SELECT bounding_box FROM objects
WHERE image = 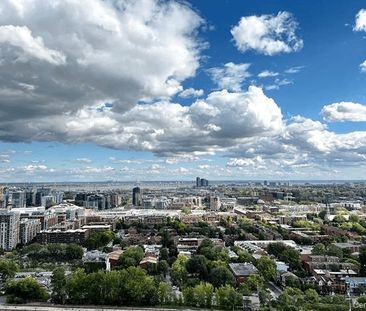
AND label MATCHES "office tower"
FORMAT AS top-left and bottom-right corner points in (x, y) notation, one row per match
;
(196, 177), (208, 188)
(35, 188), (51, 206)
(0, 209), (20, 250)
(200, 178), (209, 187)
(25, 191), (34, 206)
(9, 191), (26, 208)
(196, 177), (201, 187)
(132, 187), (142, 206)
(41, 195), (55, 208)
